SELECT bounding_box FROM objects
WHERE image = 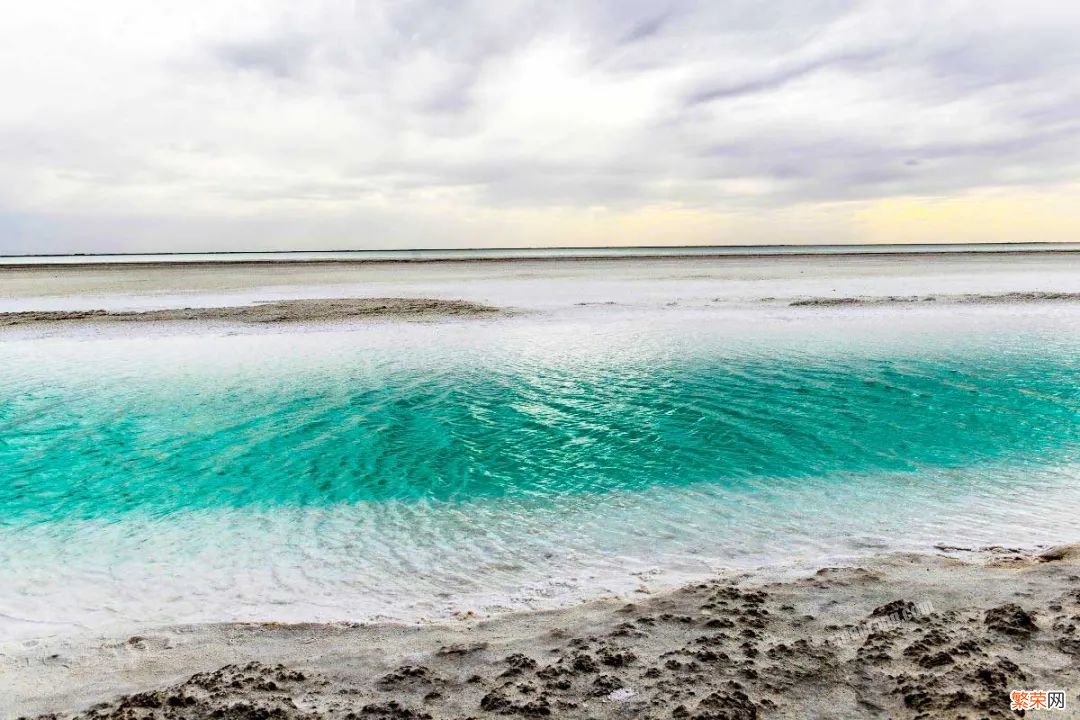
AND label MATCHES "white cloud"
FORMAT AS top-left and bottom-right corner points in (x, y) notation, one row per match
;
(1, 1), (1079, 252)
